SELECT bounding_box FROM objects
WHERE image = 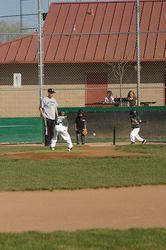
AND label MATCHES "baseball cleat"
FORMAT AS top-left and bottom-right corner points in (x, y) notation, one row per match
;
(131, 142), (135, 144)
(68, 147), (72, 152)
(142, 139), (146, 144)
(50, 146), (55, 151)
